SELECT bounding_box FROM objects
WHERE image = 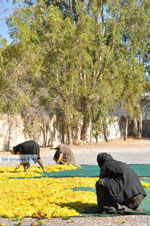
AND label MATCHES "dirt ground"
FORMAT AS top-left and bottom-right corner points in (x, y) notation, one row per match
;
(0, 138), (150, 225)
(0, 215), (150, 226)
(40, 137), (150, 166)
